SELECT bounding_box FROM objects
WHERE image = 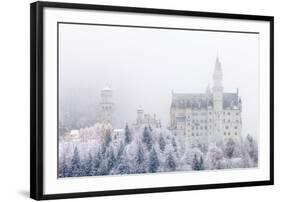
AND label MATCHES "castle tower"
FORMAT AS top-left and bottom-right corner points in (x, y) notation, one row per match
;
(212, 56), (223, 137)
(100, 86), (113, 123)
(136, 106), (144, 125)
